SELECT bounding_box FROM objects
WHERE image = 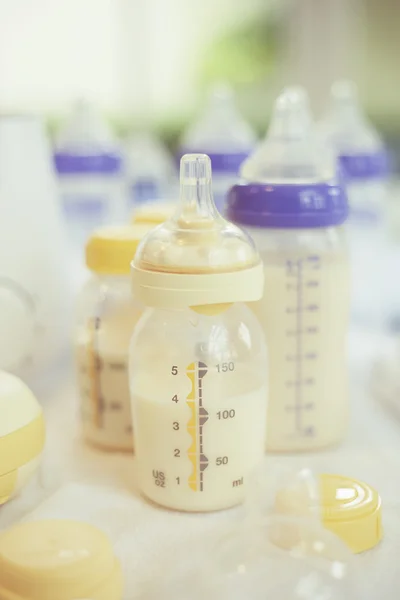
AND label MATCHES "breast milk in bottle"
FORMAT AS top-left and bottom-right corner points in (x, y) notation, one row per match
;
(226, 88), (350, 452)
(321, 81), (390, 328)
(130, 154), (267, 512)
(179, 84), (256, 210)
(75, 225), (149, 451)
